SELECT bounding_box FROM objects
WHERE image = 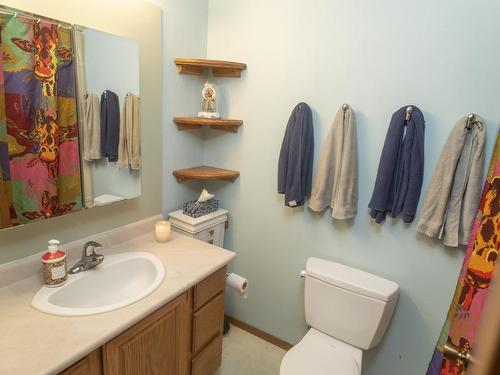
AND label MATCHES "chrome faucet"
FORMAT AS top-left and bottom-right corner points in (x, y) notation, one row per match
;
(68, 241), (104, 274)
